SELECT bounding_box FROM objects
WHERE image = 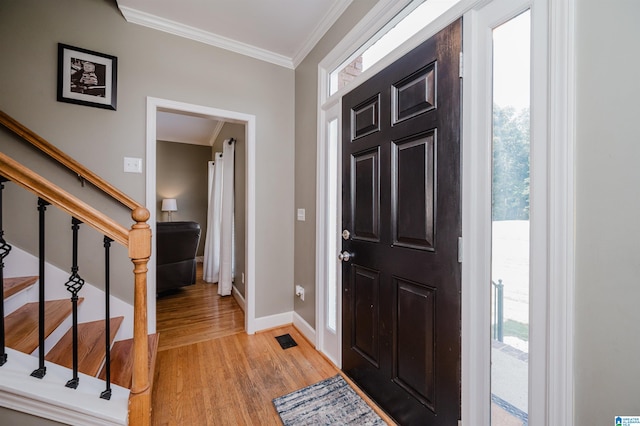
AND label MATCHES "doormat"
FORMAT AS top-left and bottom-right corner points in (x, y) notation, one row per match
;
(275, 334), (297, 349)
(273, 375), (386, 426)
